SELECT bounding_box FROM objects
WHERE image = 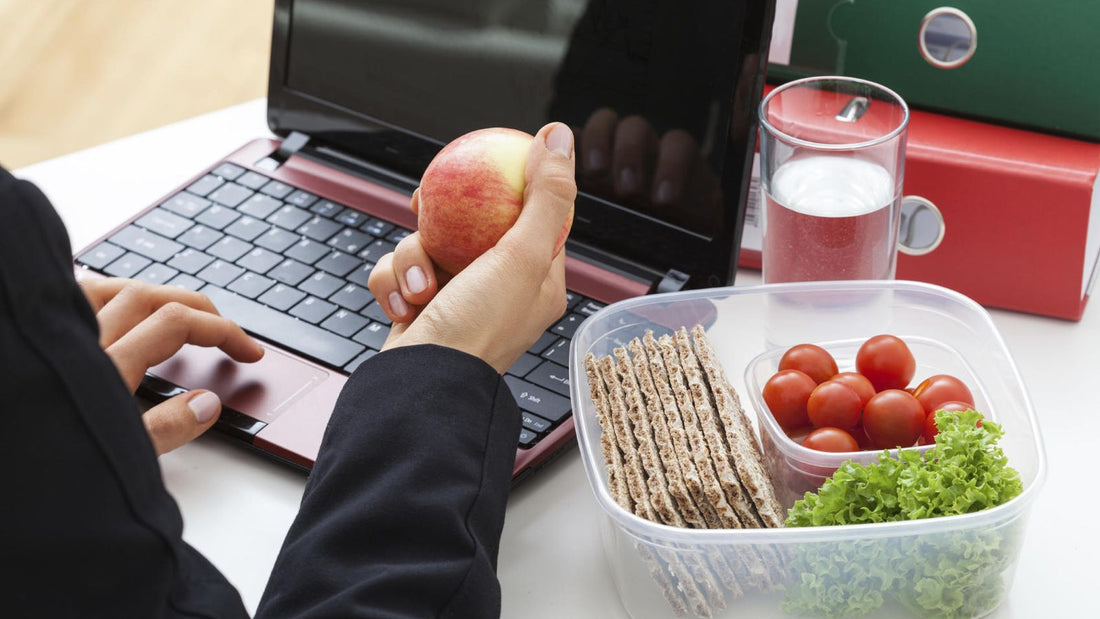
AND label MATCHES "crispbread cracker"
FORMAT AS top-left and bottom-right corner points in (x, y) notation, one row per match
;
(584, 354), (630, 510)
(628, 337), (705, 529)
(635, 544), (689, 617)
(613, 347), (684, 527)
(596, 356), (657, 522)
(691, 325), (786, 529)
